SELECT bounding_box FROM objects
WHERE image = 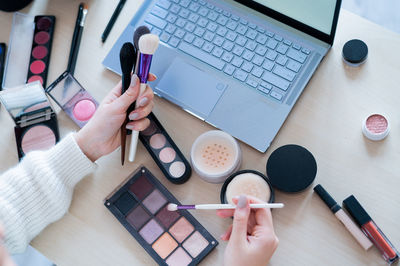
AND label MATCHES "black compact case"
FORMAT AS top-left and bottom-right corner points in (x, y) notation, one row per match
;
(0, 81), (59, 160)
(139, 112), (191, 184)
(0, 43), (5, 91)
